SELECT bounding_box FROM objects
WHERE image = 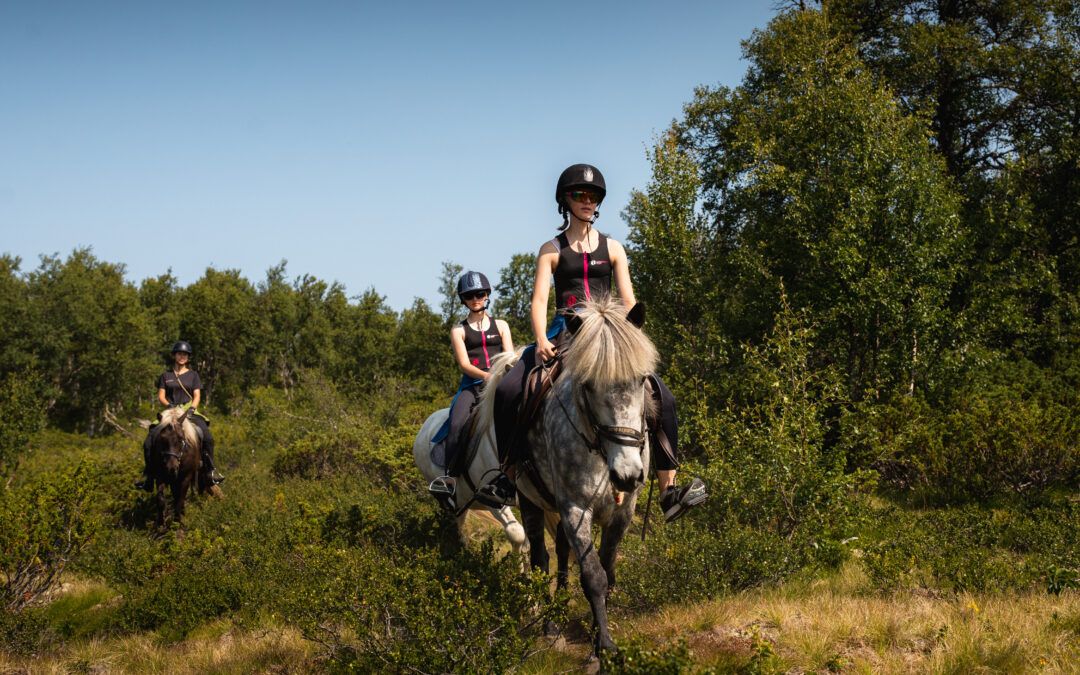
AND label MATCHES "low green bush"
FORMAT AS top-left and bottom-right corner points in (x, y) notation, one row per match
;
(844, 357), (1080, 503)
(861, 501), (1080, 592)
(0, 461), (101, 611)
